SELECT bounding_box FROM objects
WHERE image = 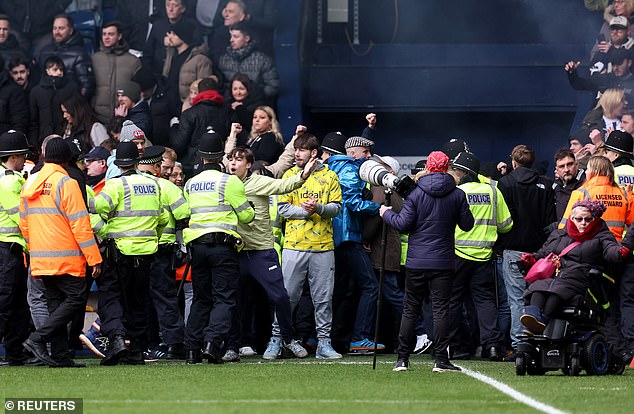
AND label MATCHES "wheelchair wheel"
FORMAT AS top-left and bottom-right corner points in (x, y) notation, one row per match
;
(515, 353), (526, 376)
(583, 334), (609, 376)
